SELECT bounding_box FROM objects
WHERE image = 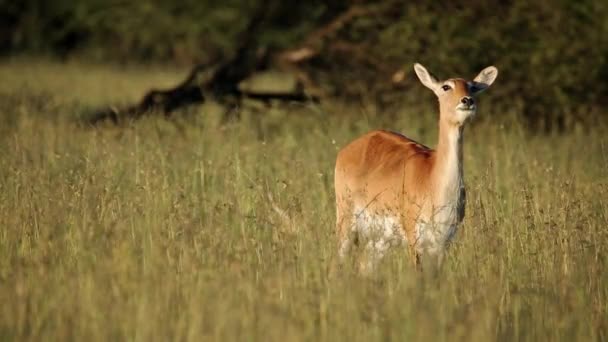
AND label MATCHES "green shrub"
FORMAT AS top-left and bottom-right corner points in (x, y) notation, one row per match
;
(1, 0), (606, 128)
